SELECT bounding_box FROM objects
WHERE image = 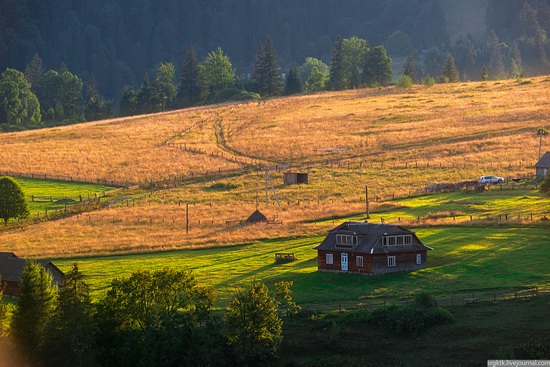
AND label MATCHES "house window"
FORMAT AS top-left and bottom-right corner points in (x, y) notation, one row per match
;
(336, 234), (357, 247)
(326, 253), (333, 265)
(388, 256), (396, 267)
(356, 256), (364, 267)
(382, 235), (413, 246)
(416, 254), (422, 265)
